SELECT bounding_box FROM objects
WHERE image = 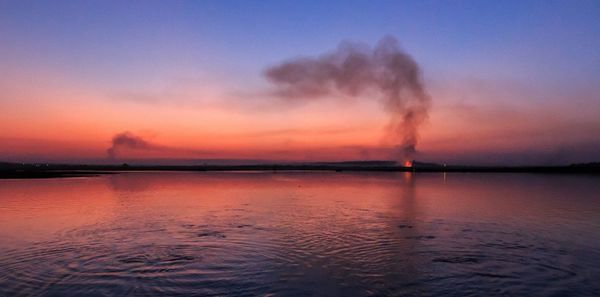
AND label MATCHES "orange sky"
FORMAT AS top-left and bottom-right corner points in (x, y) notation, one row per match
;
(1, 69), (599, 165)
